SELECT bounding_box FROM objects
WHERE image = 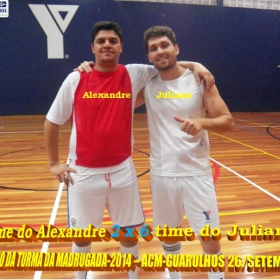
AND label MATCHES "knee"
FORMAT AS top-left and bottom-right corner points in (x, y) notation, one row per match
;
(74, 241), (91, 247)
(200, 239), (221, 254)
(120, 240), (138, 248)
